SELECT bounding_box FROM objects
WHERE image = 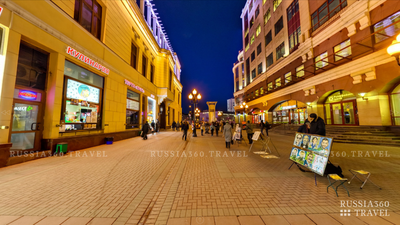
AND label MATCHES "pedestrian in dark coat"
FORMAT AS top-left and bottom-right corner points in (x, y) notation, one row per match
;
(176, 121), (181, 131)
(141, 121), (150, 140)
(243, 121), (254, 144)
(156, 120), (160, 132)
(182, 121), (189, 141)
(215, 122), (220, 136)
(172, 121), (176, 131)
(151, 120), (155, 135)
(308, 113), (326, 136)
